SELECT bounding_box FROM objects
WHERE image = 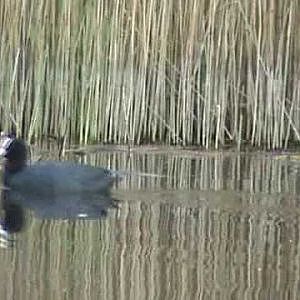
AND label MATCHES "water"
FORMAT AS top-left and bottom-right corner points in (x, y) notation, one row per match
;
(0, 148), (299, 299)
